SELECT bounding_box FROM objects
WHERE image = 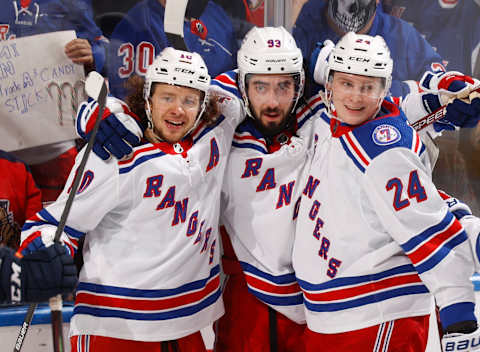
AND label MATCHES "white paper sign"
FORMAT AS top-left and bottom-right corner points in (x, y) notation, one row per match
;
(0, 30), (87, 151)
